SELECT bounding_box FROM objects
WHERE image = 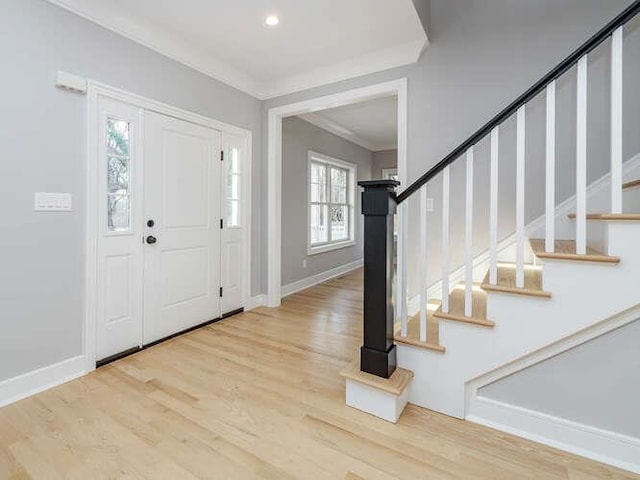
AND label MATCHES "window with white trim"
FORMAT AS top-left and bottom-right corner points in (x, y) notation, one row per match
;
(308, 152), (356, 254)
